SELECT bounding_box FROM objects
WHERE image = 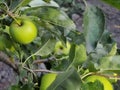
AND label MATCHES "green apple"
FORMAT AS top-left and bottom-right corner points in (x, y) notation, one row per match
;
(73, 44), (87, 67)
(85, 75), (113, 90)
(9, 18), (37, 44)
(0, 34), (13, 51)
(54, 41), (71, 55)
(40, 73), (57, 90)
